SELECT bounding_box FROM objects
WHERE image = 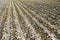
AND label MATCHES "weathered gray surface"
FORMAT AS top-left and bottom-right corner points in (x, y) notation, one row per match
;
(0, 0), (60, 40)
